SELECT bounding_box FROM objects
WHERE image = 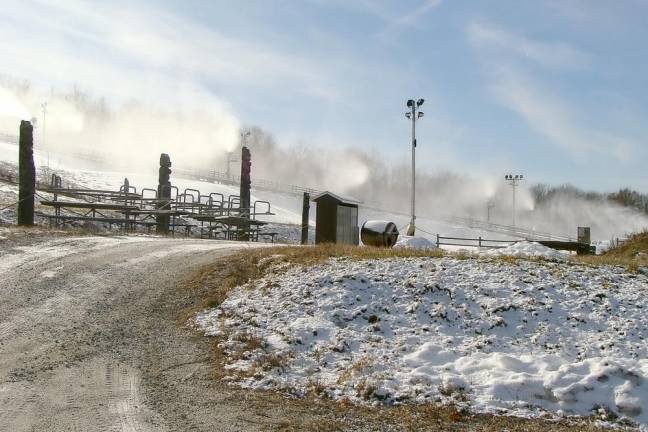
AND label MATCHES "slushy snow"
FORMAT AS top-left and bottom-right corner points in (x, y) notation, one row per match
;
(196, 256), (648, 428)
